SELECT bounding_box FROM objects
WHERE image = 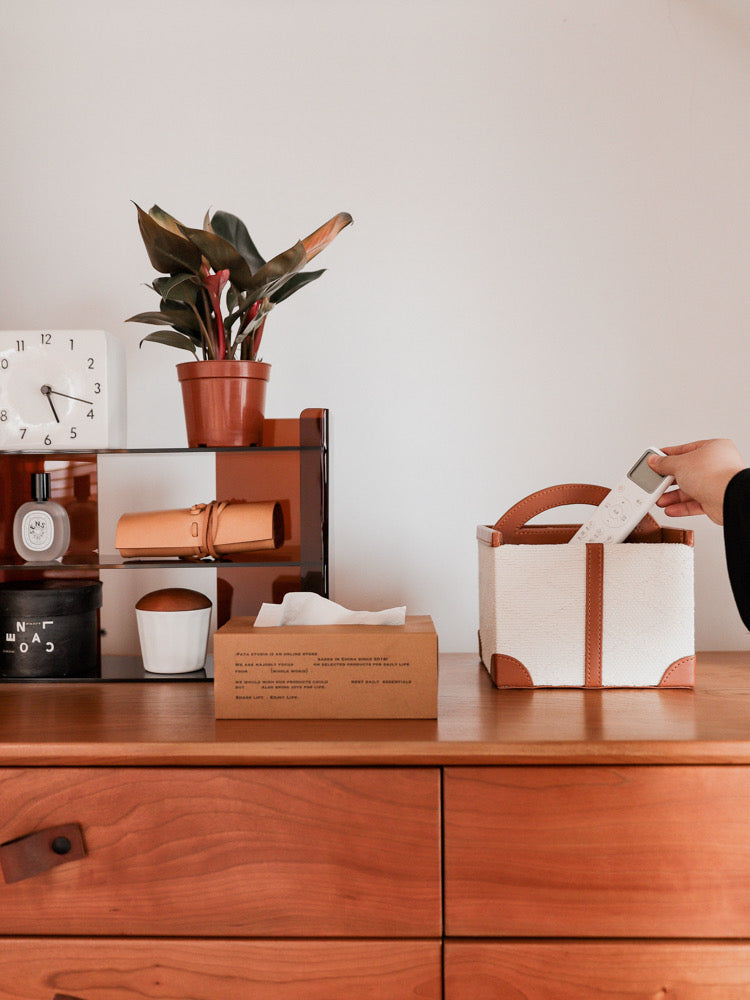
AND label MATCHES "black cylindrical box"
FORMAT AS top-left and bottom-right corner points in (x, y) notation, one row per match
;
(0, 580), (103, 679)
